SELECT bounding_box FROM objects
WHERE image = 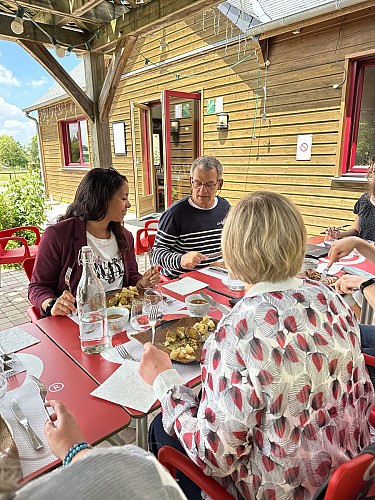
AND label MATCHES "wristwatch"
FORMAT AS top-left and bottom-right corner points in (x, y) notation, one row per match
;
(360, 278), (375, 294)
(43, 298), (57, 317)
